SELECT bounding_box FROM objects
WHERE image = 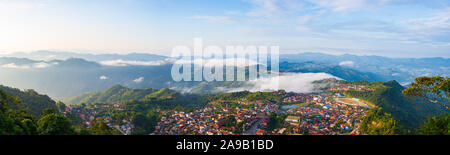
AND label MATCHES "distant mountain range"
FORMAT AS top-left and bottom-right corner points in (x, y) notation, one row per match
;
(2, 50), (167, 62)
(0, 51), (448, 99)
(280, 52), (449, 84)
